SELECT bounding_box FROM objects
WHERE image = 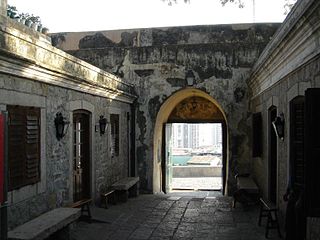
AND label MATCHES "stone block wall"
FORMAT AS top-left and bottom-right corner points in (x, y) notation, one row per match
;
(250, 56), (320, 221)
(0, 71), (131, 229)
(247, 1), (320, 232)
(0, 15), (135, 229)
(172, 166), (222, 178)
(307, 217), (320, 240)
